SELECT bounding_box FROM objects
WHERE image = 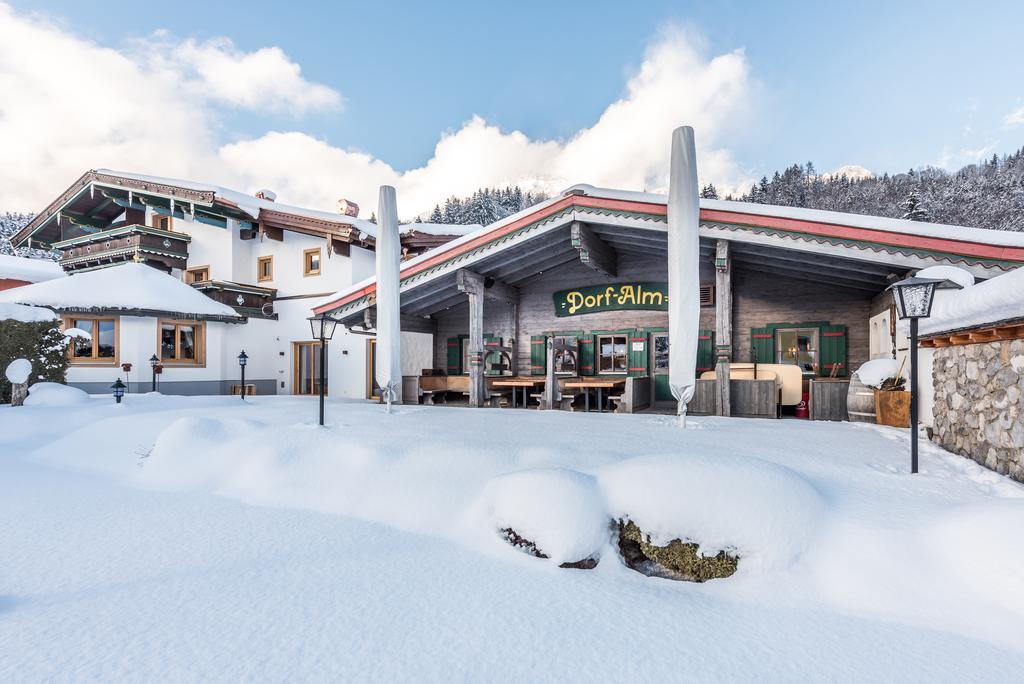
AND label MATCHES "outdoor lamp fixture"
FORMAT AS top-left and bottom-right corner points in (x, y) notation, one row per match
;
(887, 276), (963, 474)
(308, 314), (340, 426)
(237, 350), (248, 401)
(149, 354), (159, 392)
(111, 378), (126, 404)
